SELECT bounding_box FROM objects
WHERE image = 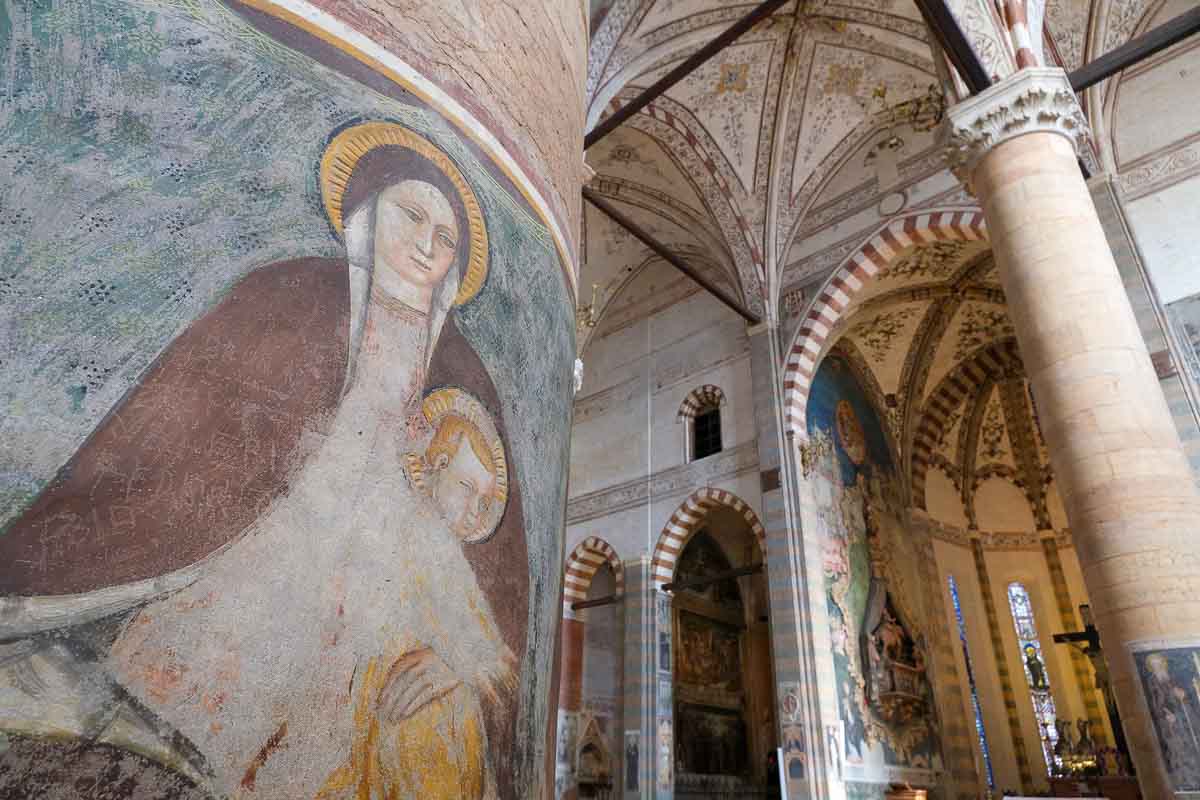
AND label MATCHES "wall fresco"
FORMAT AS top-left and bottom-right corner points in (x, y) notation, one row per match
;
(624, 729), (639, 794)
(1131, 640), (1200, 795)
(806, 357), (942, 787)
(0, 0), (574, 796)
